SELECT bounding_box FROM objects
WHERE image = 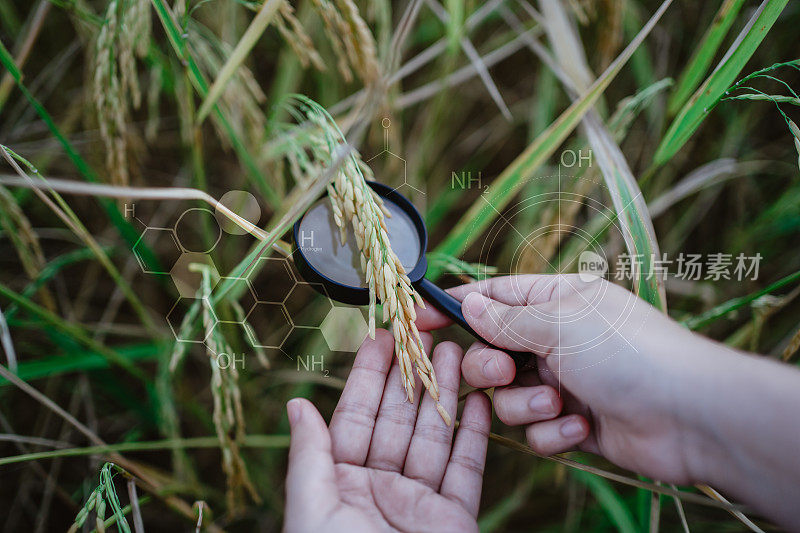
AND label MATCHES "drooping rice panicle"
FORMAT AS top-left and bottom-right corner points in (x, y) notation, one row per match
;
(92, 0), (150, 187)
(275, 1), (325, 71)
(311, 0), (379, 83)
(286, 95), (448, 423)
